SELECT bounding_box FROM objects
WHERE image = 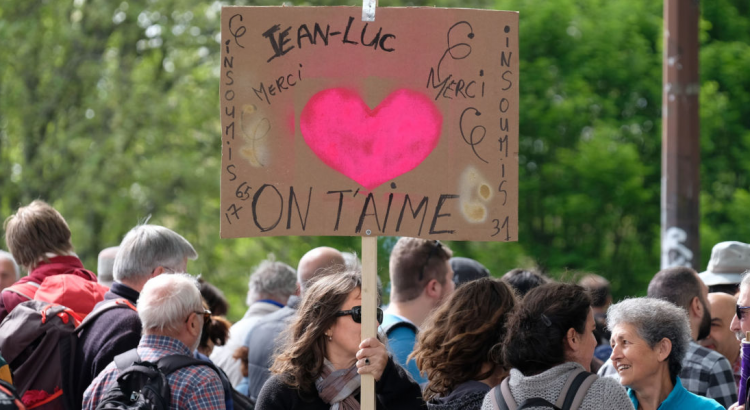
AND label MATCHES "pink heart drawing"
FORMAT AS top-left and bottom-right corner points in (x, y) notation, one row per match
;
(300, 88), (443, 190)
